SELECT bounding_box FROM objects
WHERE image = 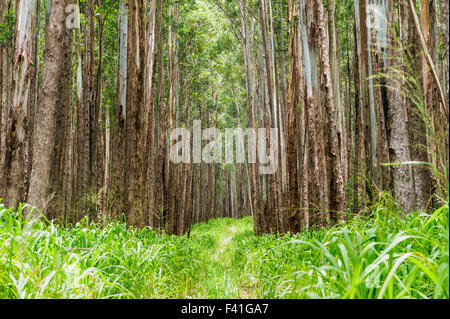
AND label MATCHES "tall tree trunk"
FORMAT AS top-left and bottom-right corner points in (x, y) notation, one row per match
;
(287, 0), (300, 233)
(328, 0), (348, 220)
(95, 12), (105, 222)
(386, 0), (416, 214)
(154, 0), (166, 229)
(407, 0), (433, 211)
(28, 0), (73, 219)
(126, 0), (147, 228)
(112, 0), (128, 220)
(316, 0), (346, 221)
(145, 0), (157, 228)
(1, 0), (38, 208)
(85, 0), (95, 213)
